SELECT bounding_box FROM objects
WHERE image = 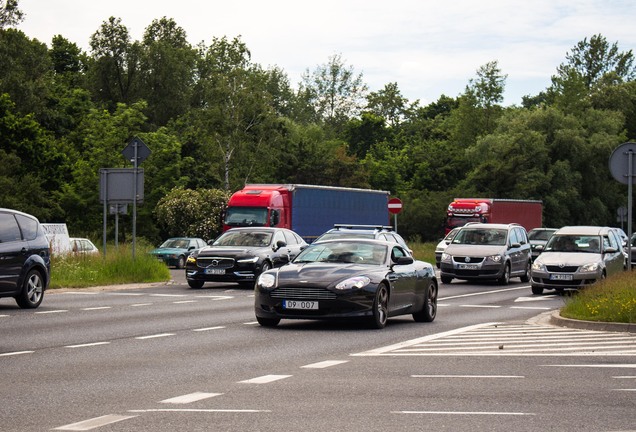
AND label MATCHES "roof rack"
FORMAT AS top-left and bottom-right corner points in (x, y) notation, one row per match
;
(333, 224), (394, 231)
